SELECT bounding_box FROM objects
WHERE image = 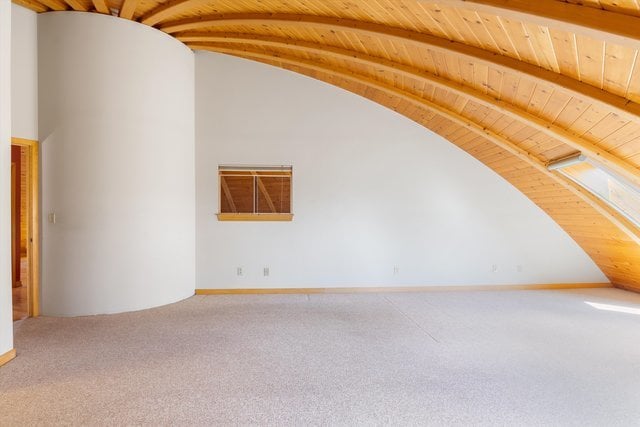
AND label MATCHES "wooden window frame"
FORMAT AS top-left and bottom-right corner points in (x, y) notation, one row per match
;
(217, 166), (293, 222)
